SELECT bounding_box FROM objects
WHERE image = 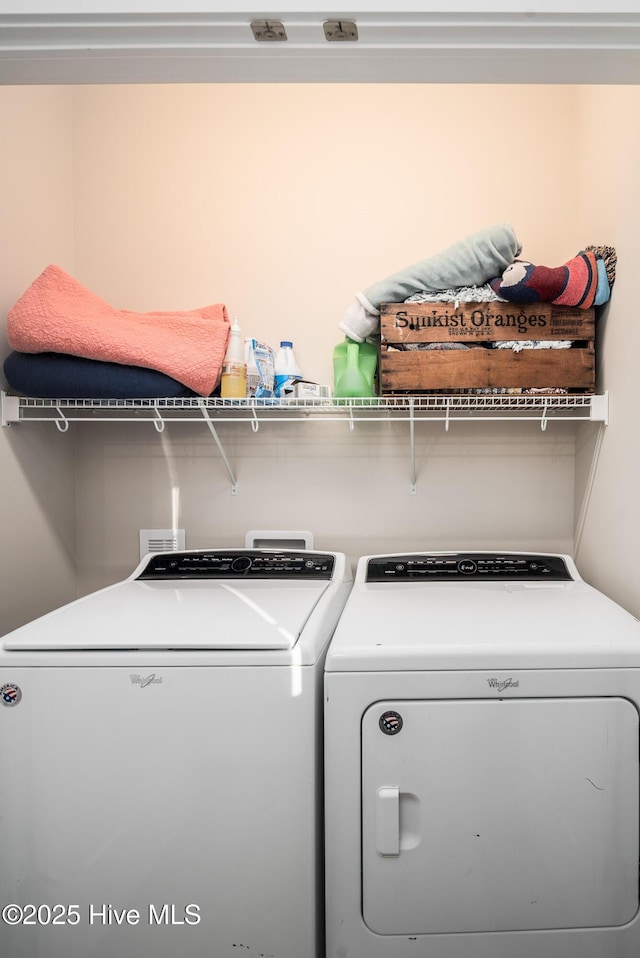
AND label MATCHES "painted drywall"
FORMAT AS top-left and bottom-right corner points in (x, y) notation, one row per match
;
(70, 83), (585, 387)
(0, 85), (77, 634)
(4, 82), (631, 620)
(73, 419), (577, 596)
(65, 83), (586, 592)
(573, 85), (640, 617)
